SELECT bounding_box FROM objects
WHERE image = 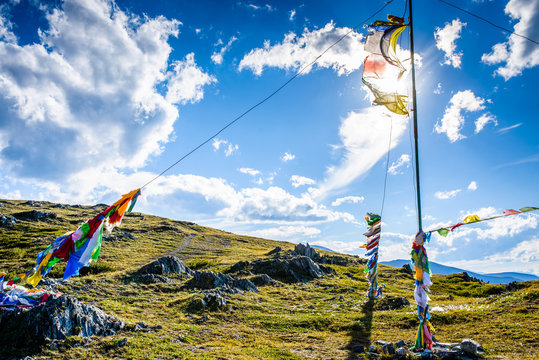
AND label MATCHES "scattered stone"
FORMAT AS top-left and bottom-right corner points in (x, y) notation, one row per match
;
(351, 344), (364, 353)
(200, 291), (227, 311)
(103, 231), (136, 242)
(382, 343), (395, 355)
(250, 274), (278, 286)
(338, 295), (345, 301)
(448, 294), (454, 301)
(375, 340), (392, 346)
(460, 339), (483, 355)
(267, 246), (282, 255)
(0, 214), (16, 228)
(436, 350), (459, 359)
(373, 295), (410, 310)
(14, 210), (57, 222)
(396, 347), (408, 357)
(396, 340), (406, 348)
(117, 338), (127, 347)
(136, 256), (193, 277)
(421, 349), (433, 359)
(0, 295), (124, 346)
(400, 263), (413, 275)
(369, 345), (377, 353)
